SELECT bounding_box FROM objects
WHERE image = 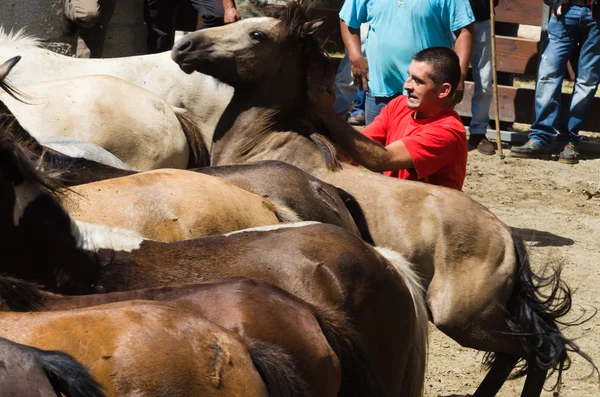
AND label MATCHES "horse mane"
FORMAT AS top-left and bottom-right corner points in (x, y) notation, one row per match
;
(0, 26), (41, 48)
(0, 275), (45, 311)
